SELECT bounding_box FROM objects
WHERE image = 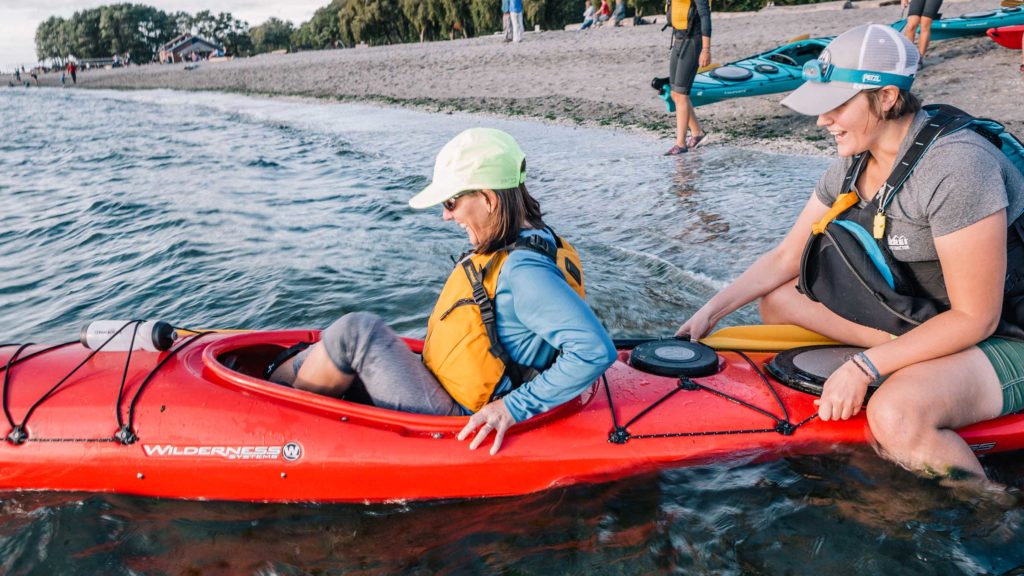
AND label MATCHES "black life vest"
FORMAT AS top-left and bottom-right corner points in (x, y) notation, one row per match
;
(798, 104), (1024, 340)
